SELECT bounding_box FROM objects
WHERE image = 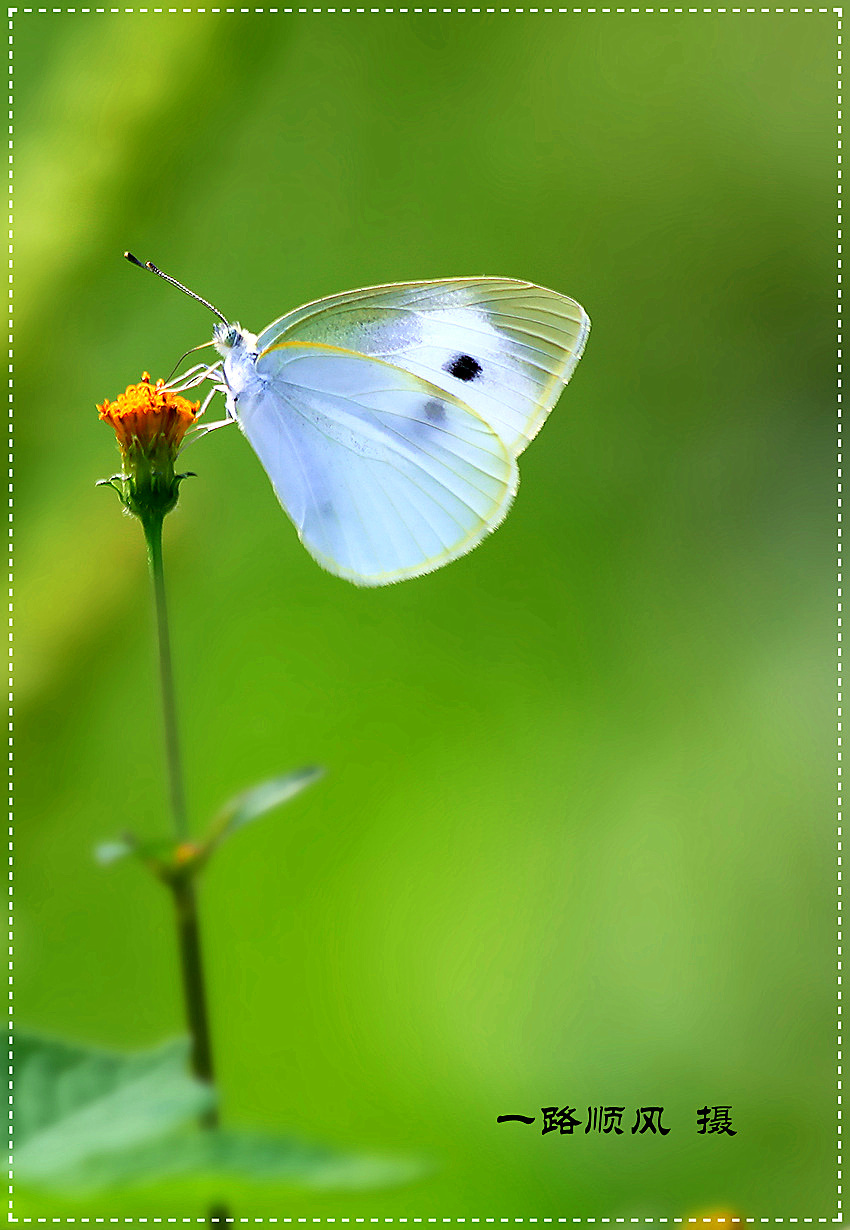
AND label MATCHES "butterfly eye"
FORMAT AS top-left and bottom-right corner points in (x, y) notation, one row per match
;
(445, 353), (483, 382)
(213, 322), (242, 350)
